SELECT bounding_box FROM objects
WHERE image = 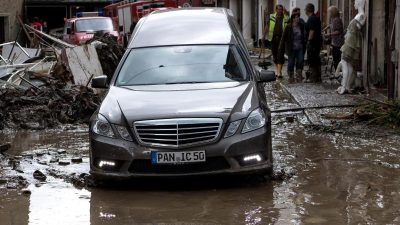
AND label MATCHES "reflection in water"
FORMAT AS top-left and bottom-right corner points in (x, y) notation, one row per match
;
(89, 183), (276, 225)
(0, 190), (29, 225)
(0, 127), (88, 156)
(28, 180), (90, 225)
